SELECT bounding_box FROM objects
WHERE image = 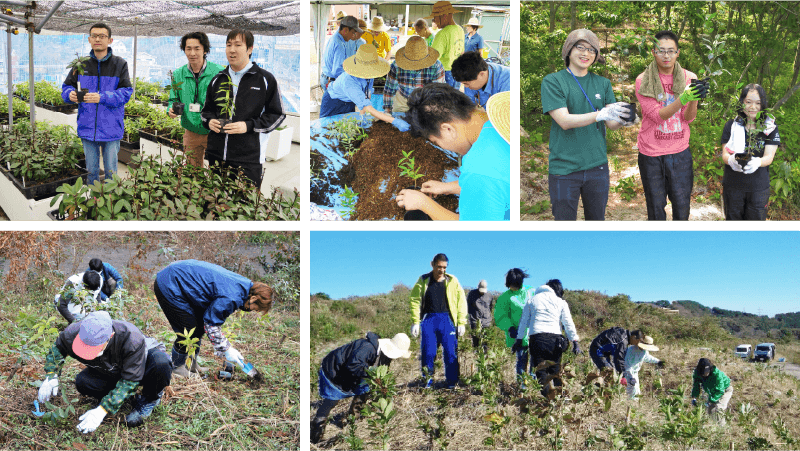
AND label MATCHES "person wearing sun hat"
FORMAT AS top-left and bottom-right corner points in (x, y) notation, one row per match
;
(452, 50), (510, 109)
(396, 85), (510, 220)
(36, 311), (172, 432)
(320, 44), (411, 131)
(320, 15), (363, 92)
(427, 1), (464, 88)
(623, 333), (666, 400)
(383, 36), (445, 114)
(362, 16), (392, 59)
(311, 332), (412, 444)
(691, 358), (732, 424)
(463, 17), (486, 54)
